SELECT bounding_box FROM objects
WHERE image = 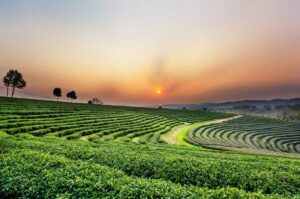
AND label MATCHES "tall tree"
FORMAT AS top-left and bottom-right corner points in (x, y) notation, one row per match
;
(53, 88), (62, 101)
(2, 70), (26, 97)
(66, 91), (77, 102)
(3, 70), (14, 97)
